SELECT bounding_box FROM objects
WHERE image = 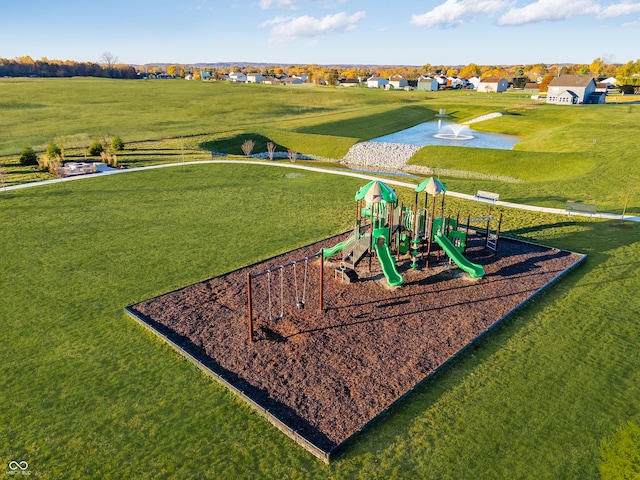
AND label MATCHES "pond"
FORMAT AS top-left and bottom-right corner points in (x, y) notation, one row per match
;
(371, 120), (519, 150)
